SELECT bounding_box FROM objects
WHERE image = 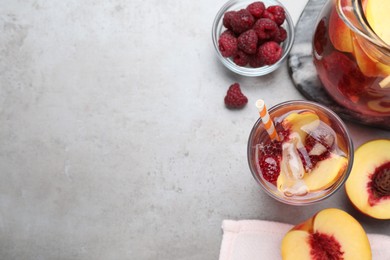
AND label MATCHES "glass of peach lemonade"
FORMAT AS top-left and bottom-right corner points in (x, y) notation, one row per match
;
(247, 100), (354, 205)
(312, 0), (390, 122)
